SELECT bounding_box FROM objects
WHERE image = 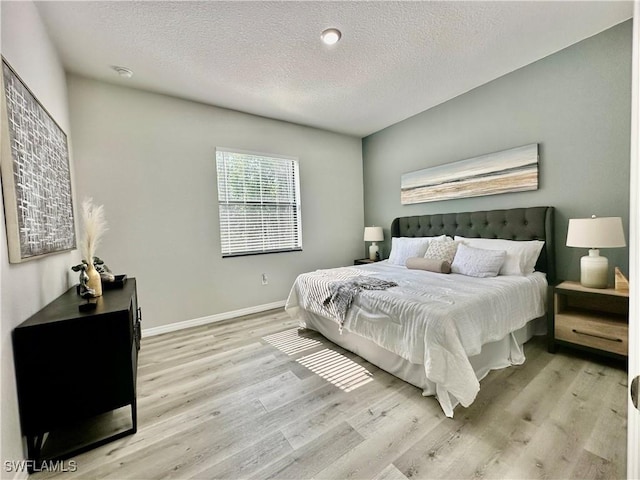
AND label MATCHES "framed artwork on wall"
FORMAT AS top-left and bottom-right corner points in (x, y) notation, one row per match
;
(0, 58), (76, 263)
(401, 143), (539, 205)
